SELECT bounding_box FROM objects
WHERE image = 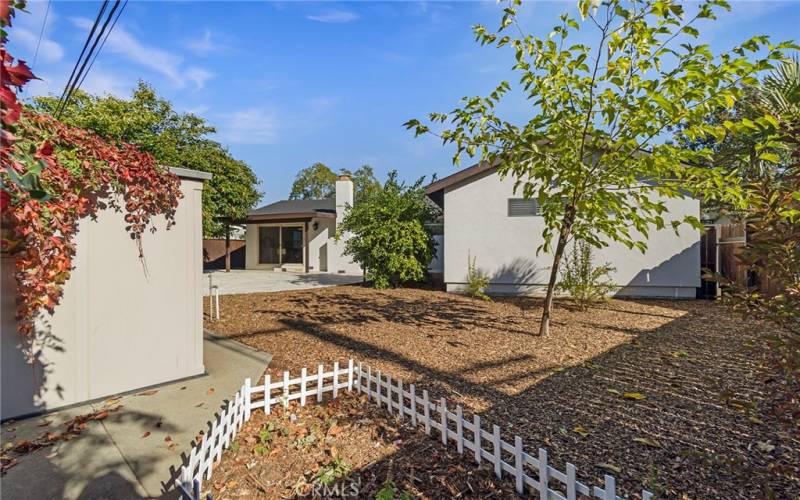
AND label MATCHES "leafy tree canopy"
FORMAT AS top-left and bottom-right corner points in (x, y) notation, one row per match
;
(31, 81), (261, 237)
(289, 162), (380, 202)
(336, 171), (438, 288)
(406, 0), (796, 335)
